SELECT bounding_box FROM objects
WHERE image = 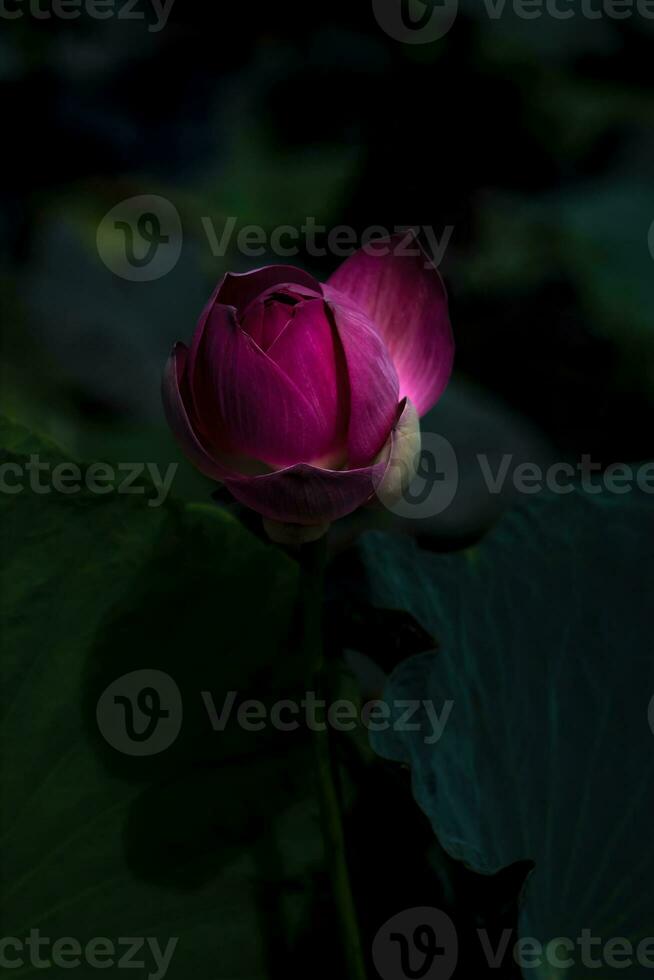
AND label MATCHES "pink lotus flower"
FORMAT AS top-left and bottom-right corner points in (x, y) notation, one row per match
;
(163, 231), (453, 532)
